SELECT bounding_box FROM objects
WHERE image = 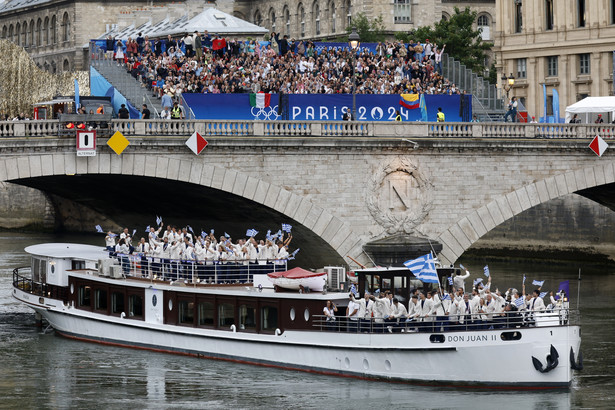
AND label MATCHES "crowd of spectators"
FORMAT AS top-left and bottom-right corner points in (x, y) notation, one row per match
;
(105, 31), (463, 109)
